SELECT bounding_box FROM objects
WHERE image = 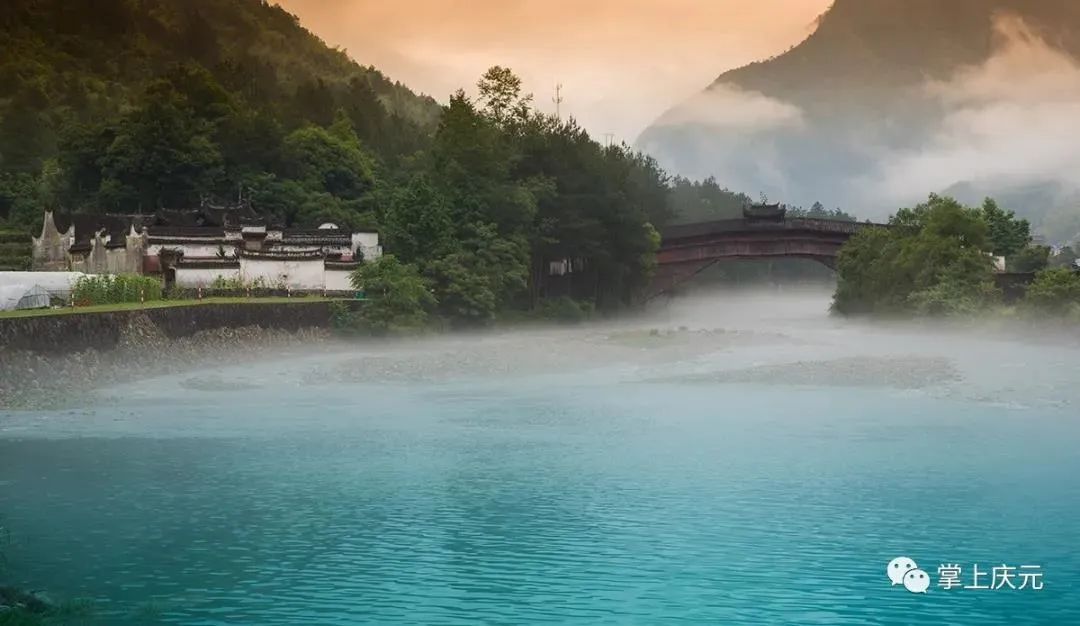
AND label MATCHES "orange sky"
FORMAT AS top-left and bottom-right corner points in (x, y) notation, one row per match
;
(275, 0), (832, 142)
